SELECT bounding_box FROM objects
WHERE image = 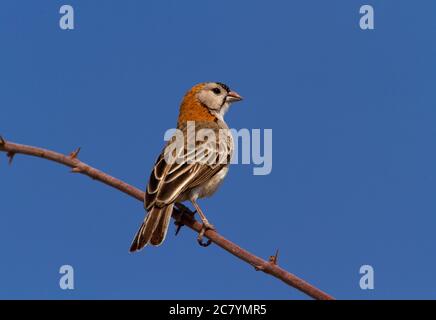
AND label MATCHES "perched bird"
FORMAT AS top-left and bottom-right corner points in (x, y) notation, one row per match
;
(129, 82), (243, 252)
